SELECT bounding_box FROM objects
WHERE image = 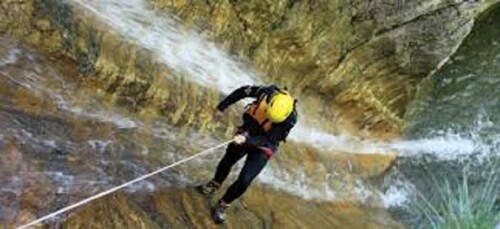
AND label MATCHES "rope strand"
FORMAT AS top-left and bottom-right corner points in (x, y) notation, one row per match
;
(16, 140), (232, 229)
